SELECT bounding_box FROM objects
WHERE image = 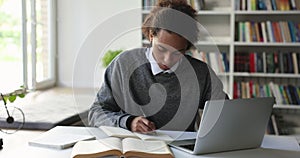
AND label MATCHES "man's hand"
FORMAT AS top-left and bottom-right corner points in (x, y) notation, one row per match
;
(131, 116), (156, 133)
